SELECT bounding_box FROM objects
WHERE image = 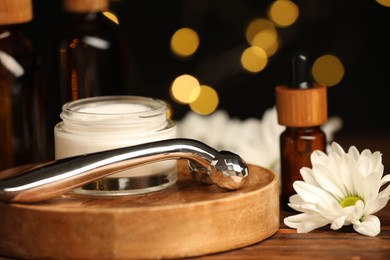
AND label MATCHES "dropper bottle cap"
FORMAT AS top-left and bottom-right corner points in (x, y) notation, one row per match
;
(275, 50), (328, 127)
(0, 0), (33, 25)
(63, 0), (108, 13)
(290, 50), (312, 89)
